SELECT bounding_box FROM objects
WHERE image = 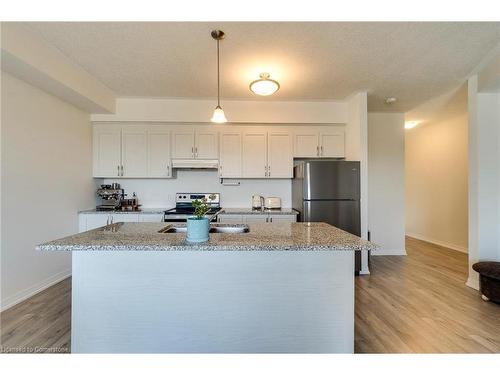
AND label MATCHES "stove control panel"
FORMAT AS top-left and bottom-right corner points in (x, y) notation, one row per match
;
(175, 193), (220, 205)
